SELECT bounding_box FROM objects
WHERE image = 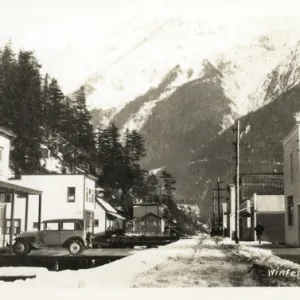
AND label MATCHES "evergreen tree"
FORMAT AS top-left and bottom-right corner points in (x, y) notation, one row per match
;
(0, 42), (18, 130)
(40, 73), (50, 130)
(11, 50), (44, 174)
(47, 78), (65, 133)
(72, 86), (95, 155)
(160, 170), (177, 212)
